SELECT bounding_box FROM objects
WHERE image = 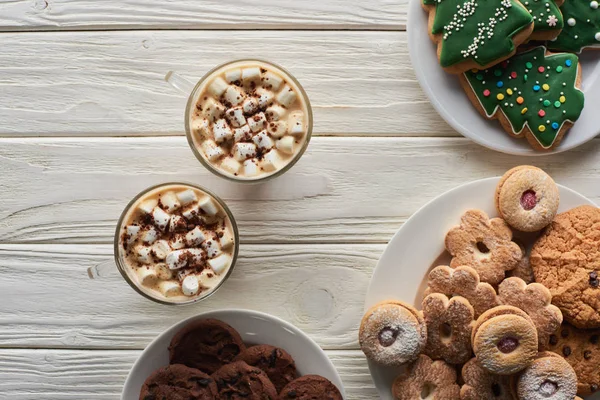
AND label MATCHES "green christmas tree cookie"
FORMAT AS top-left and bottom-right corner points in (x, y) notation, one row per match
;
(462, 47), (585, 150)
(519, 0), (564, 40)
(422, 0), (534, 73)
(548, 0), (600, 53)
